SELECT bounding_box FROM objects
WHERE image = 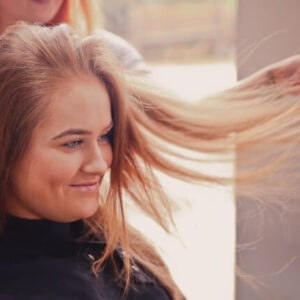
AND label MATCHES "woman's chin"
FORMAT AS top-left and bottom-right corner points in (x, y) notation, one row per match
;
(73, 201), (100, 220)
